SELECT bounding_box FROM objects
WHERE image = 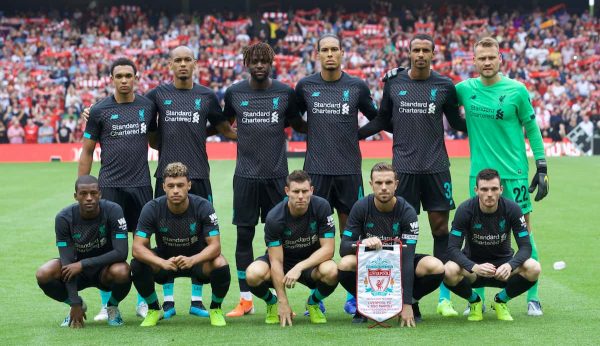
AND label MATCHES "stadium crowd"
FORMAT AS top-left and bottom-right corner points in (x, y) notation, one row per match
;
(0, 3), (599, 144)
